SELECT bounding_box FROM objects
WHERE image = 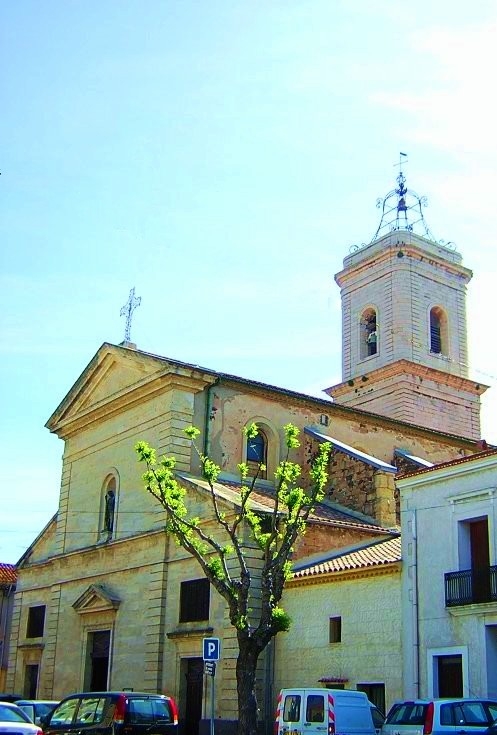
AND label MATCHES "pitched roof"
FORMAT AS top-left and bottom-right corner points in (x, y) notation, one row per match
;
(49, 342), (482, 449)
(179, 474), (388, 534)
(0, 563), (17, 584)
(292, 535), (401, 579)
(305, 426), (397, 473)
